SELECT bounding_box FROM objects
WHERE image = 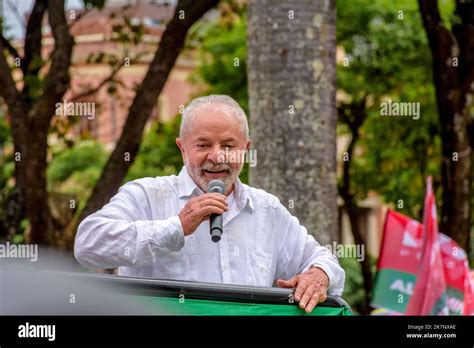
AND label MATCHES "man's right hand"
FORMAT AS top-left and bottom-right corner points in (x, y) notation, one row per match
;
(178, 193), (229, 236)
